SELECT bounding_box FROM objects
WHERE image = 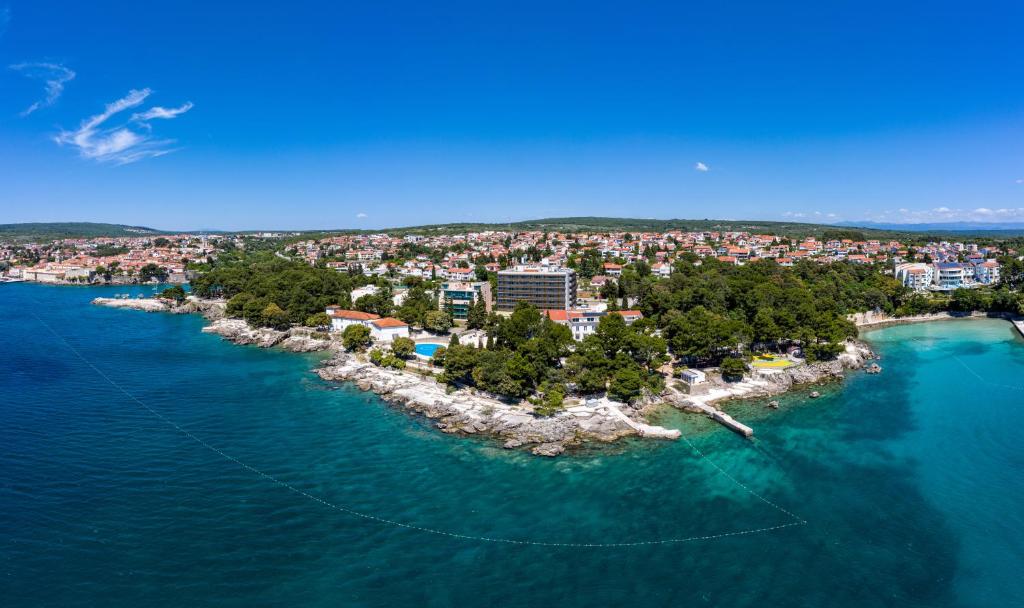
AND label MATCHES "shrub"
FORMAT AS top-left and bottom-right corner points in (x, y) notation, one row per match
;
(342, 324), (372, 351)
